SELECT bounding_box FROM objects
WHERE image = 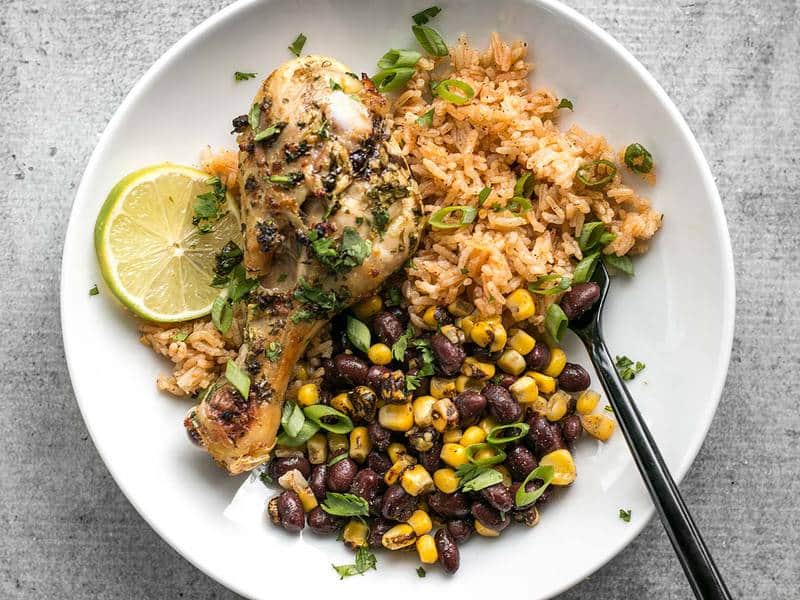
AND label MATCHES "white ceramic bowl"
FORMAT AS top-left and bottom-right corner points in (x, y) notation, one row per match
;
(60, 0), (735, 598)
